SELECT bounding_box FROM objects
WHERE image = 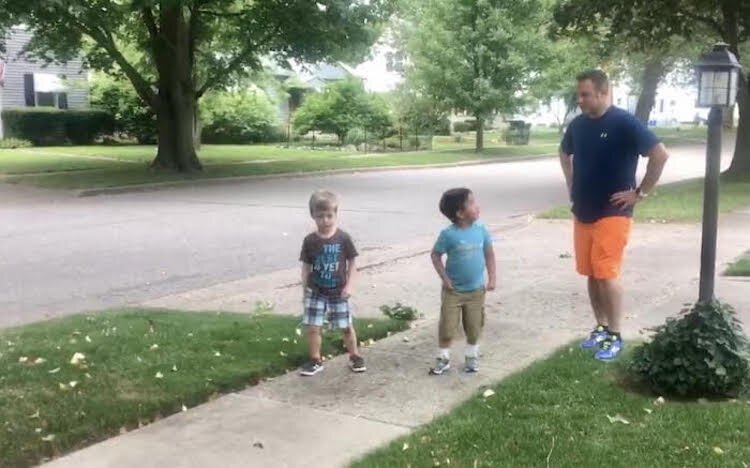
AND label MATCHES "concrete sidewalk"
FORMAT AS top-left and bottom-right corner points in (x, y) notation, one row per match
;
(44, 209), (750, 468)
